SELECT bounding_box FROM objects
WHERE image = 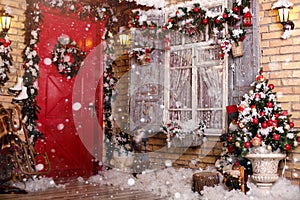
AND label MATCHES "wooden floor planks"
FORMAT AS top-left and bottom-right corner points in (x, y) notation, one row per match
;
(0, 181), (165, 200)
